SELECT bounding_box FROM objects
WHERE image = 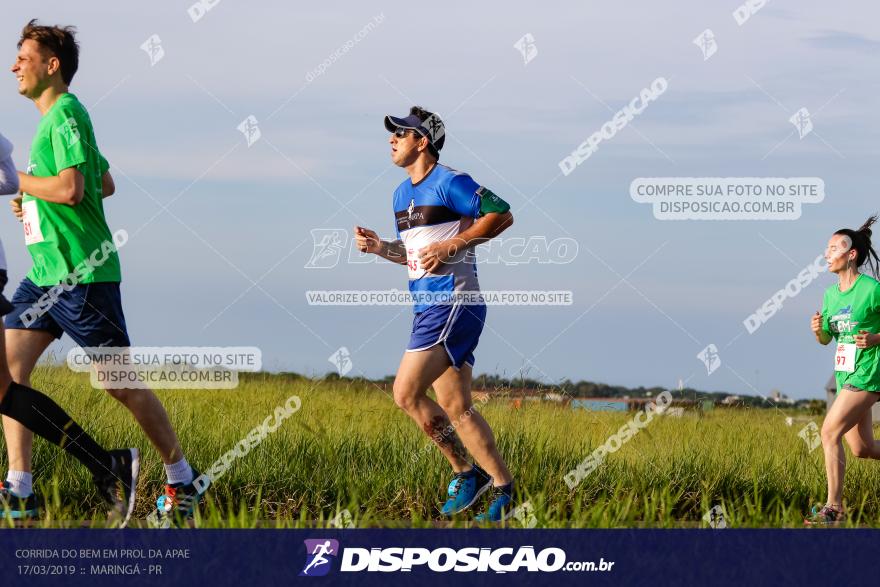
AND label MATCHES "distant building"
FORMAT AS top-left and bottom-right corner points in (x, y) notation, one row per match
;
(721, 395), (741, 405)
(770, 389), (795, 405)
(826, 375), (880, 422)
